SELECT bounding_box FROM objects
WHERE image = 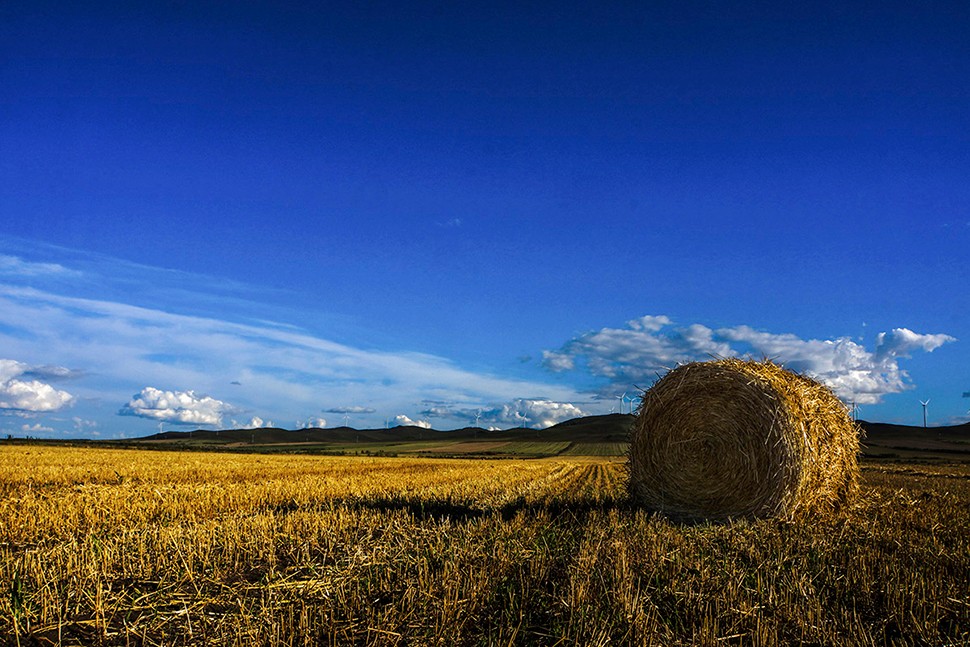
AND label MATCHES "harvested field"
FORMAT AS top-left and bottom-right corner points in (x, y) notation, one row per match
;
(2, 445), (968, 646)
